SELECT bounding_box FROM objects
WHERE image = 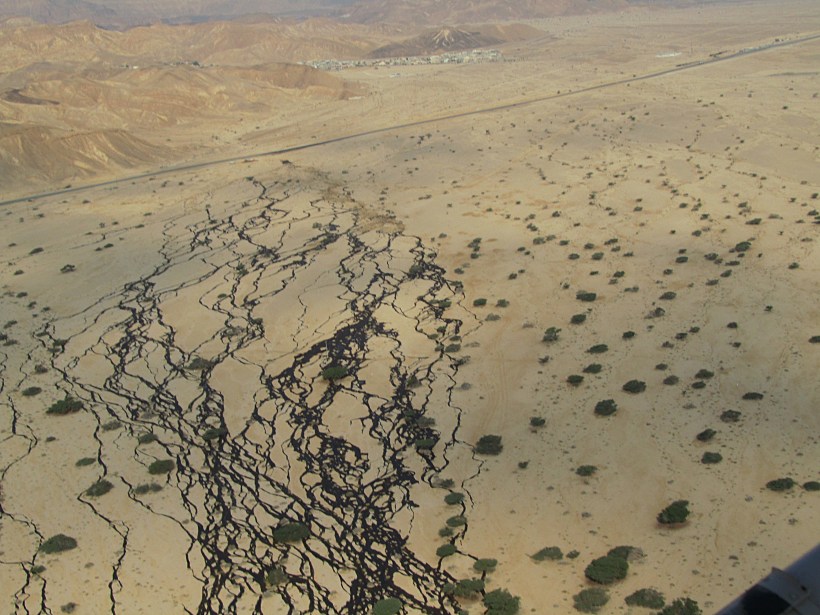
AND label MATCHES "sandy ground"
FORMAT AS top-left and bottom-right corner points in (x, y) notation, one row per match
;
(0, 1), (818, 614)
